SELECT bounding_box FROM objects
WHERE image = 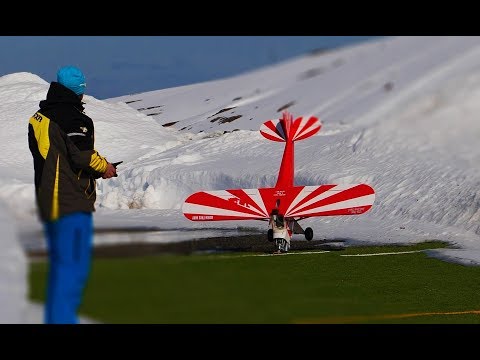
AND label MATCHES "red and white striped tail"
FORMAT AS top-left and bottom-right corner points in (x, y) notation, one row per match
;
(260, 111), (321, 142)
